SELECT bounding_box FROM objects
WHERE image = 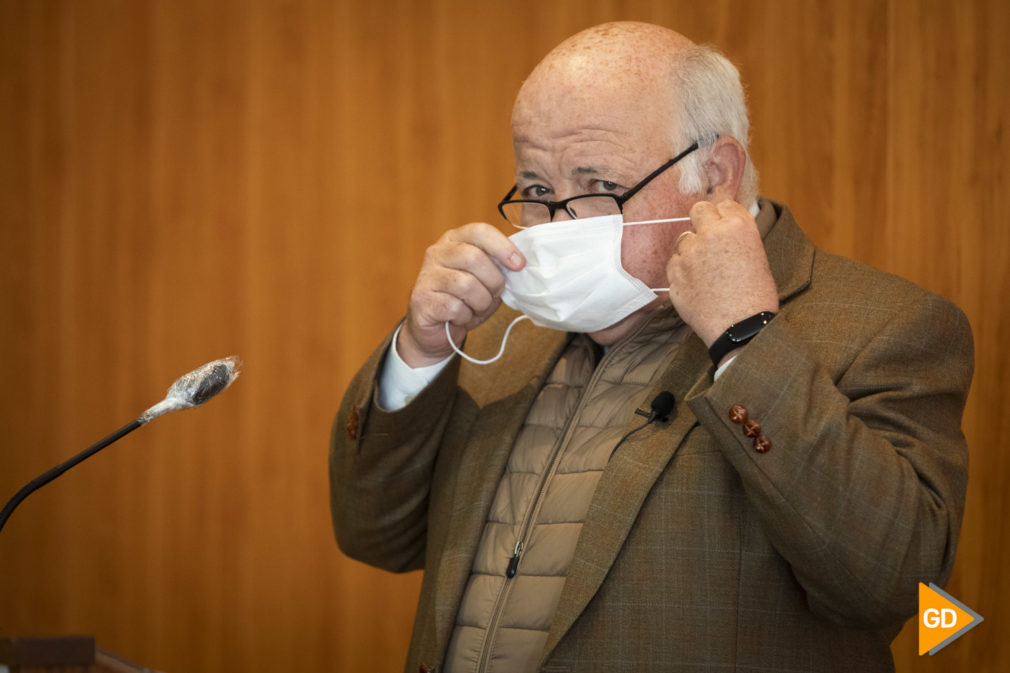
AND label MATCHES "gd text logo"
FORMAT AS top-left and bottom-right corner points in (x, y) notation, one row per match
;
(918, 582), (983, 655)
